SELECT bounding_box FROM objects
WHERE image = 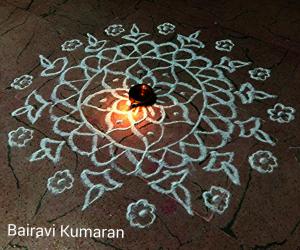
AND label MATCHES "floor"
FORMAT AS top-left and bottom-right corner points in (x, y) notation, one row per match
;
(0, 0), (300, 249)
